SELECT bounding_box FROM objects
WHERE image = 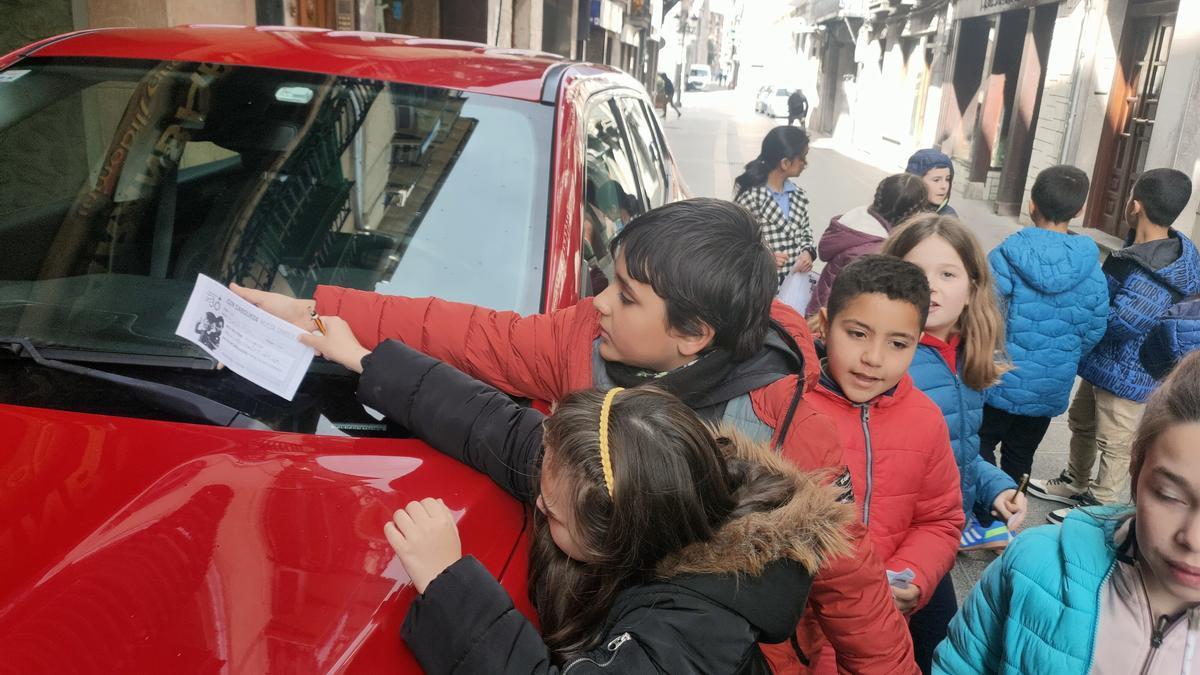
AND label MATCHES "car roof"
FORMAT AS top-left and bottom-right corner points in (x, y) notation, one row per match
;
(10, 25), (627, 102)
